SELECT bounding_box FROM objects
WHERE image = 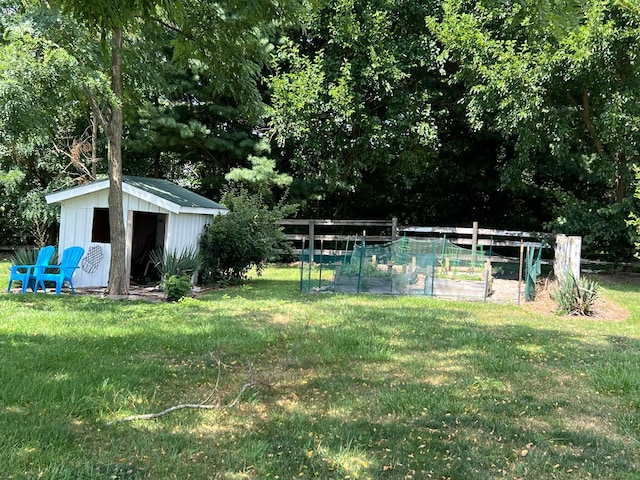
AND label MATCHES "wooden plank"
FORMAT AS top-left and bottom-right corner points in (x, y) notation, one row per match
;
(400, 225), (475, 235)
(400, 226), (544, 239)
(285, 234), (392, 242)
(280, 219), (393, 227)
(285, 234), (543, 248)
(467, 239), (543, 248)
(476, 227), (543, 238)
(397, 236), (543, 248)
